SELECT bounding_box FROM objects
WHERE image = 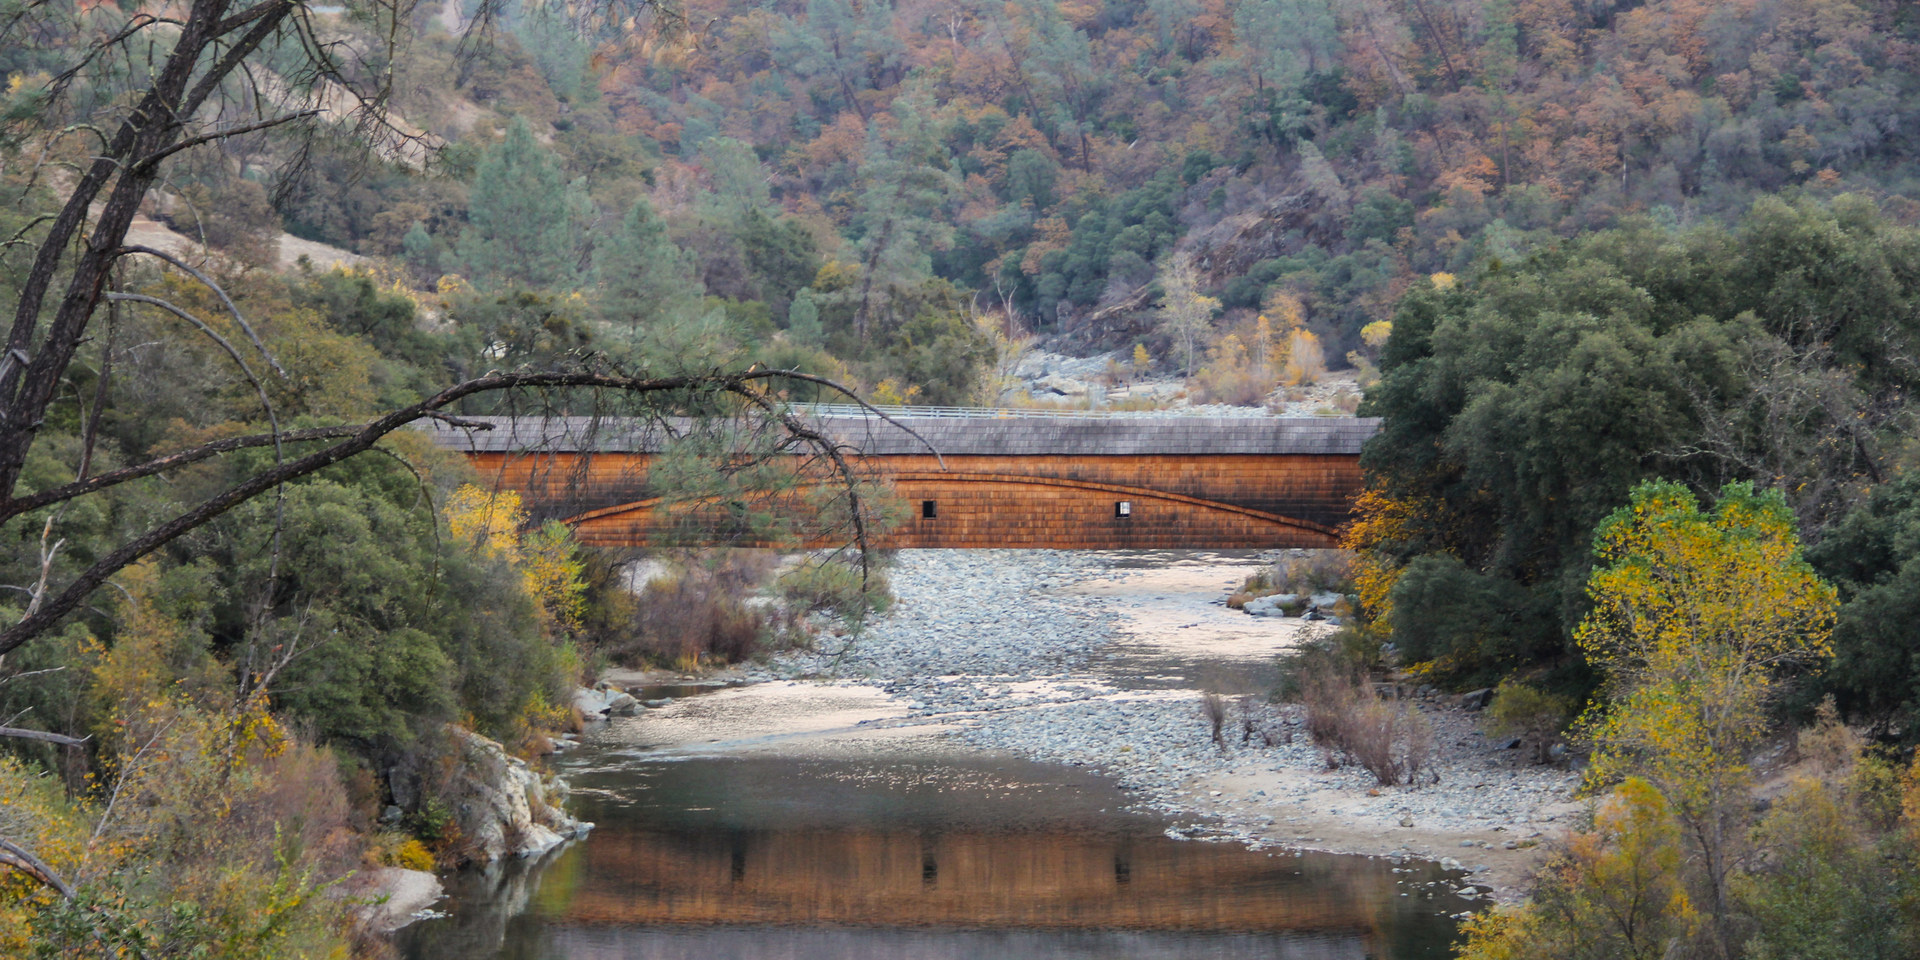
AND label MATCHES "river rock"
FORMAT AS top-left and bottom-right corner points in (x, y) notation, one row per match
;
(445, 726), (593, 863)
(1307, 592), (1346, 614)
(1241, 593), (1301, 618)
(572, 687), (612, 719)
(351, 867), (443, 933)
